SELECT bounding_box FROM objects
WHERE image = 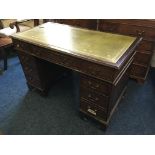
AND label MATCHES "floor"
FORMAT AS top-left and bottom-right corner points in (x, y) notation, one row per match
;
(0, 56), (155, 135)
